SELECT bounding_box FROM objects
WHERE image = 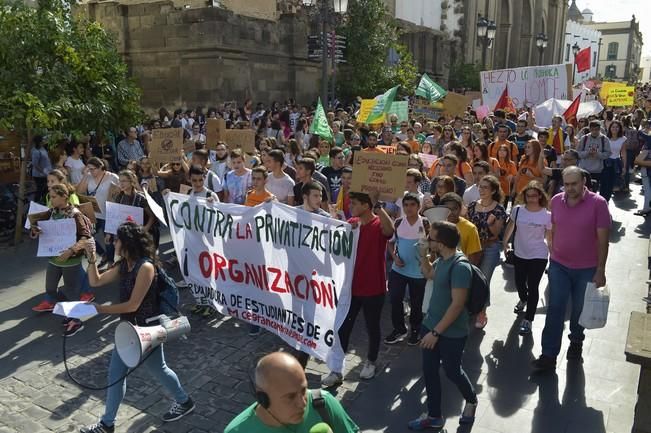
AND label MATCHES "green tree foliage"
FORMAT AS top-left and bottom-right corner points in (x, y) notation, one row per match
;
(336, 0), (417, 99)
(0, 0), (143, 137)
(448, 62), (481, 91)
